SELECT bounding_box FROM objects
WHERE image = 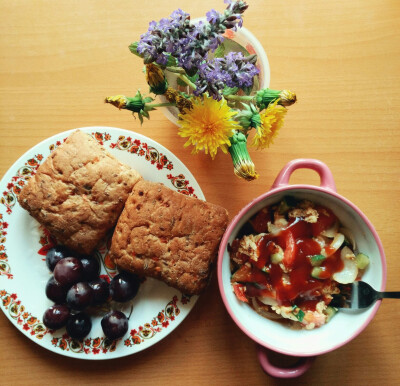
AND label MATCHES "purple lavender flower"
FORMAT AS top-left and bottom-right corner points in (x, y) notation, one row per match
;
(206, 9), (221, 24)
(136, 1), (249, 73)
(194, 52), (259, 100)
(137, 9), (191, 66)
